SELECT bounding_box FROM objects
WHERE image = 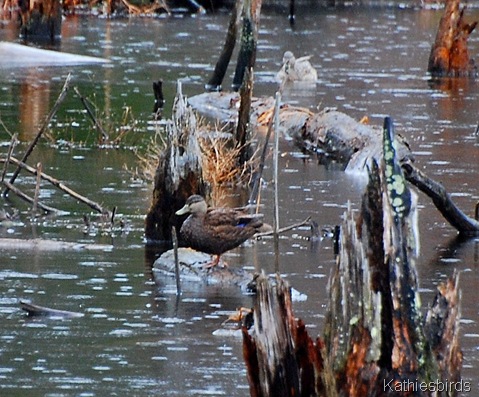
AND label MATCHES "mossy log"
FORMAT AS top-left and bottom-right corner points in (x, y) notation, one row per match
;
(428, 0), (477, 77)
(243, 118), (463, 397)
(145, 83), (209, 243)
